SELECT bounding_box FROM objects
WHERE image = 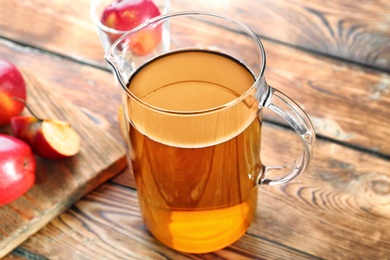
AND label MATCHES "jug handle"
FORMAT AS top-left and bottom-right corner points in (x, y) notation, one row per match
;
(257, 86), (316, 185)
